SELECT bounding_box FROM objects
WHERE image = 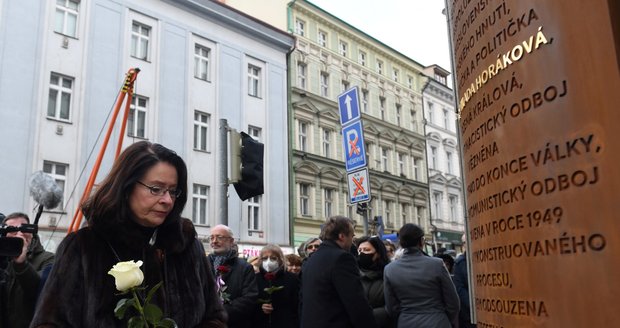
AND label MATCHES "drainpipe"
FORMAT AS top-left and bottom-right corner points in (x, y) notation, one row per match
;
(286, 0), (298, 247)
